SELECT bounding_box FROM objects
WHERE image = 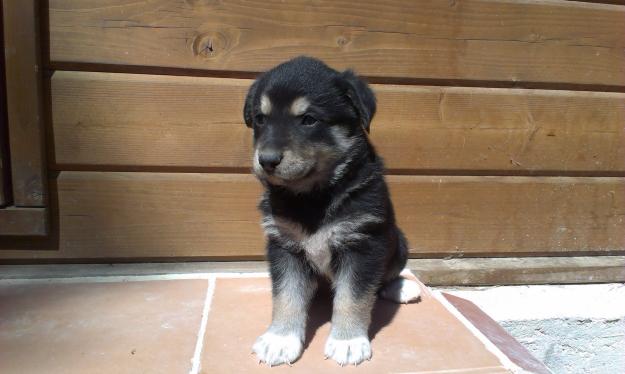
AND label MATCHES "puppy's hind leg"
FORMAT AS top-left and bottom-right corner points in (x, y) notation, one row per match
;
(379, 268), (430, 304)
(380, 229), (430, 304)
